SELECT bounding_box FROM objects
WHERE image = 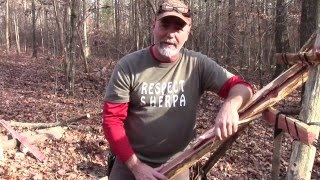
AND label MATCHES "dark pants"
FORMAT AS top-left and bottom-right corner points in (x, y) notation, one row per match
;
(109, 158), (190, 180)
